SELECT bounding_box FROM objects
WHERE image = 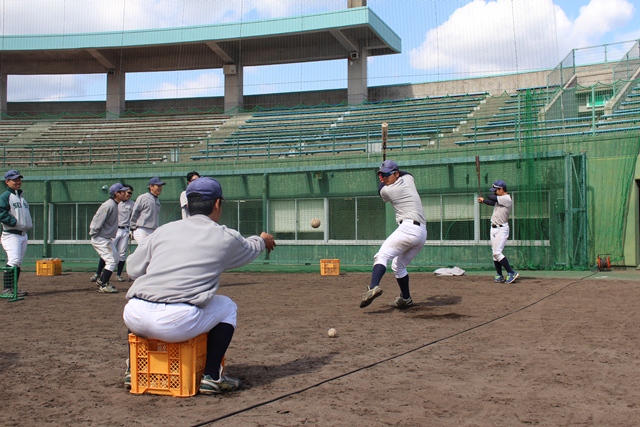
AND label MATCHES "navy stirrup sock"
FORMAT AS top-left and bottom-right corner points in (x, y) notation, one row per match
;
(396, 274), (410, 299)
(205, 323), (235, 379)
(97, 258), (106, 275)
(370, 264), (387, 289)
(494, 261), (503, 276)
(499, 257), (513, 274)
